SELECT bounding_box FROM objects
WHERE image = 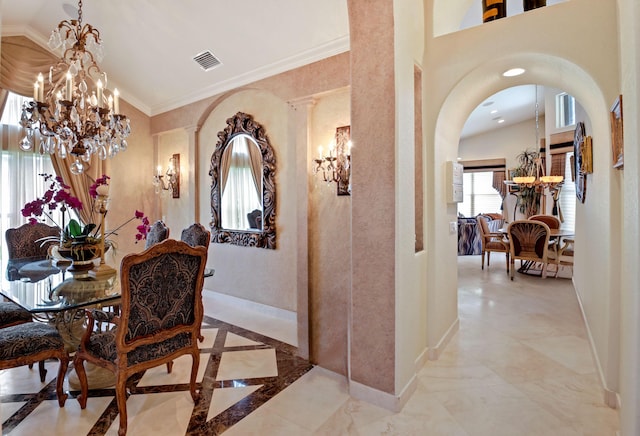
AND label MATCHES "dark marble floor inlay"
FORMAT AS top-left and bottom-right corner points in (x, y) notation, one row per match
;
(1, 315), (313, 435)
